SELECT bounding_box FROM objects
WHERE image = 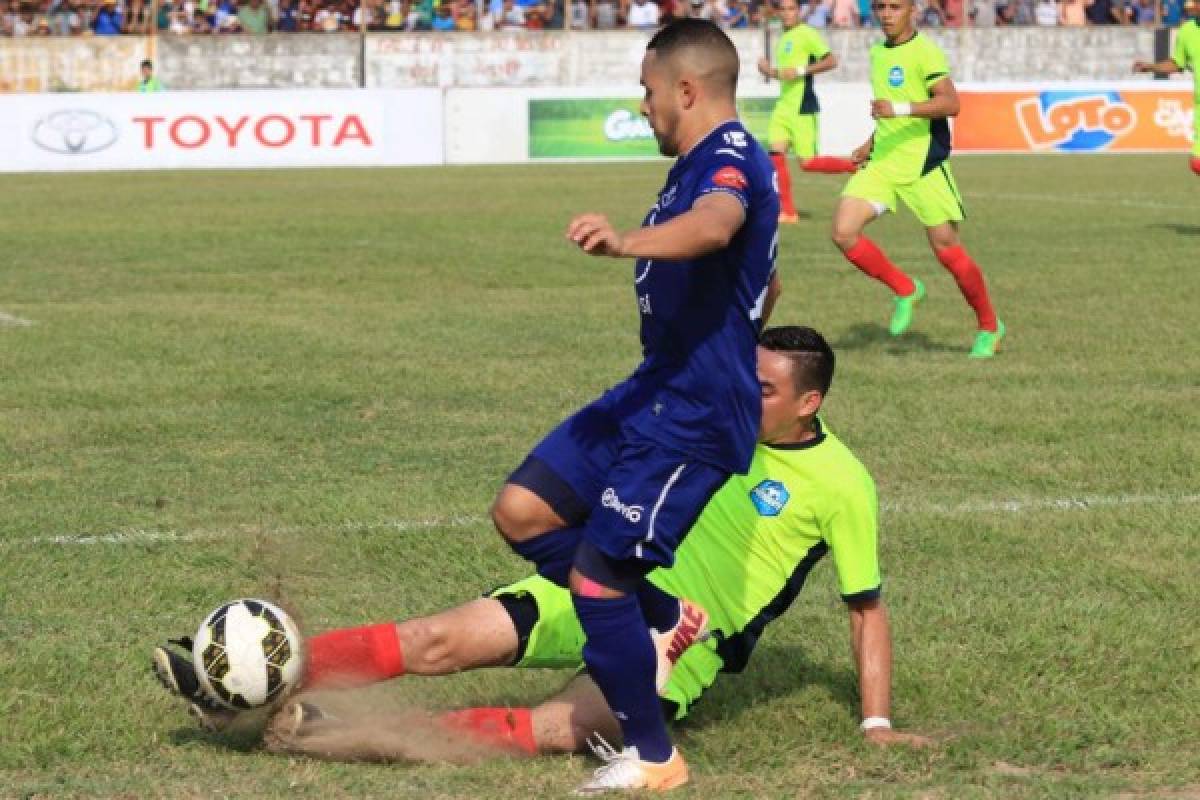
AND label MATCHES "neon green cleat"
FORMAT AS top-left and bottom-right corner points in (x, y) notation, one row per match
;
(888, 279), (925, 336)
(969, 319), (1006, 359)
